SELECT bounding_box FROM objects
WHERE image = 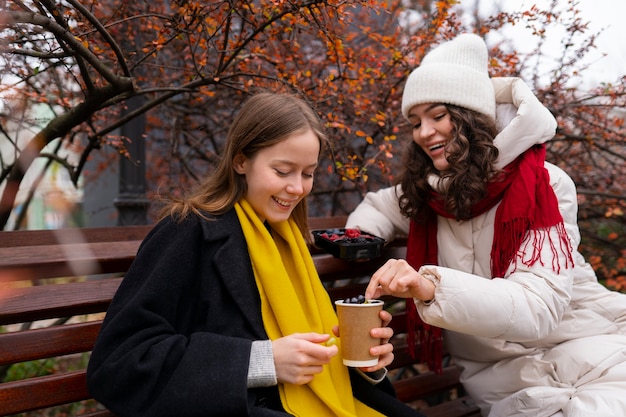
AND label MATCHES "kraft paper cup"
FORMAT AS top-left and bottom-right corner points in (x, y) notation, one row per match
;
(335, 299), (384, 367)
